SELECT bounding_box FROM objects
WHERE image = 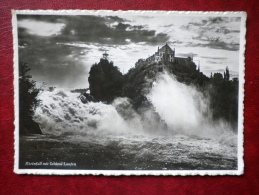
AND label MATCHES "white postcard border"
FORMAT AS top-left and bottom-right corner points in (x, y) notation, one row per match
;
(12, 10), (246, 176)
